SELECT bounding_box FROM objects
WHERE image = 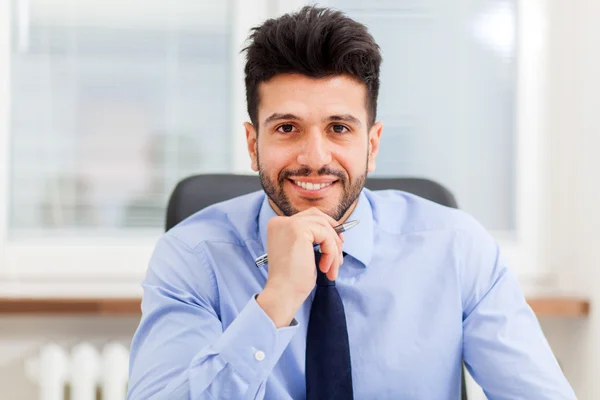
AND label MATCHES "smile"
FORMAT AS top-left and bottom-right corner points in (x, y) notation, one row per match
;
(292, 180), (335, 191)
